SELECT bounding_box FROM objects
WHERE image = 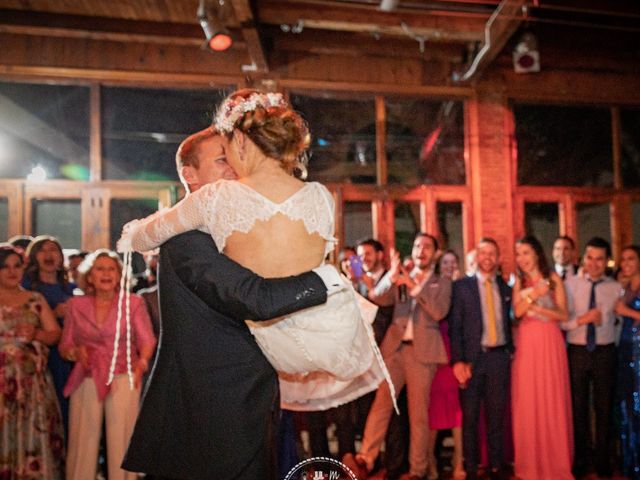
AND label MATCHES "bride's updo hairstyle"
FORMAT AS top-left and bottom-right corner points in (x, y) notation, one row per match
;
(214, 88), (310, 178)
